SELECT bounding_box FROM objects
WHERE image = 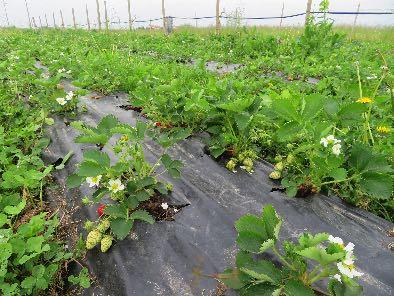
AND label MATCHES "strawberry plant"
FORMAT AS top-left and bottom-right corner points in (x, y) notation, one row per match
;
(0, 197), (73, 295)
(216, 205), (363, 296)
(207, 95), (262, 173)
(0, 46), (90, 295)
(67, 115), (182, 251)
